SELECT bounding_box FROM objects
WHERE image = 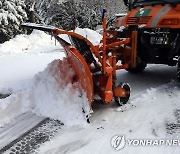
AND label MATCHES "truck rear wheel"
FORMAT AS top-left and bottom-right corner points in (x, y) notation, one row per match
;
(125, 57), (147, 73)
(126, 63), (147, 73)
